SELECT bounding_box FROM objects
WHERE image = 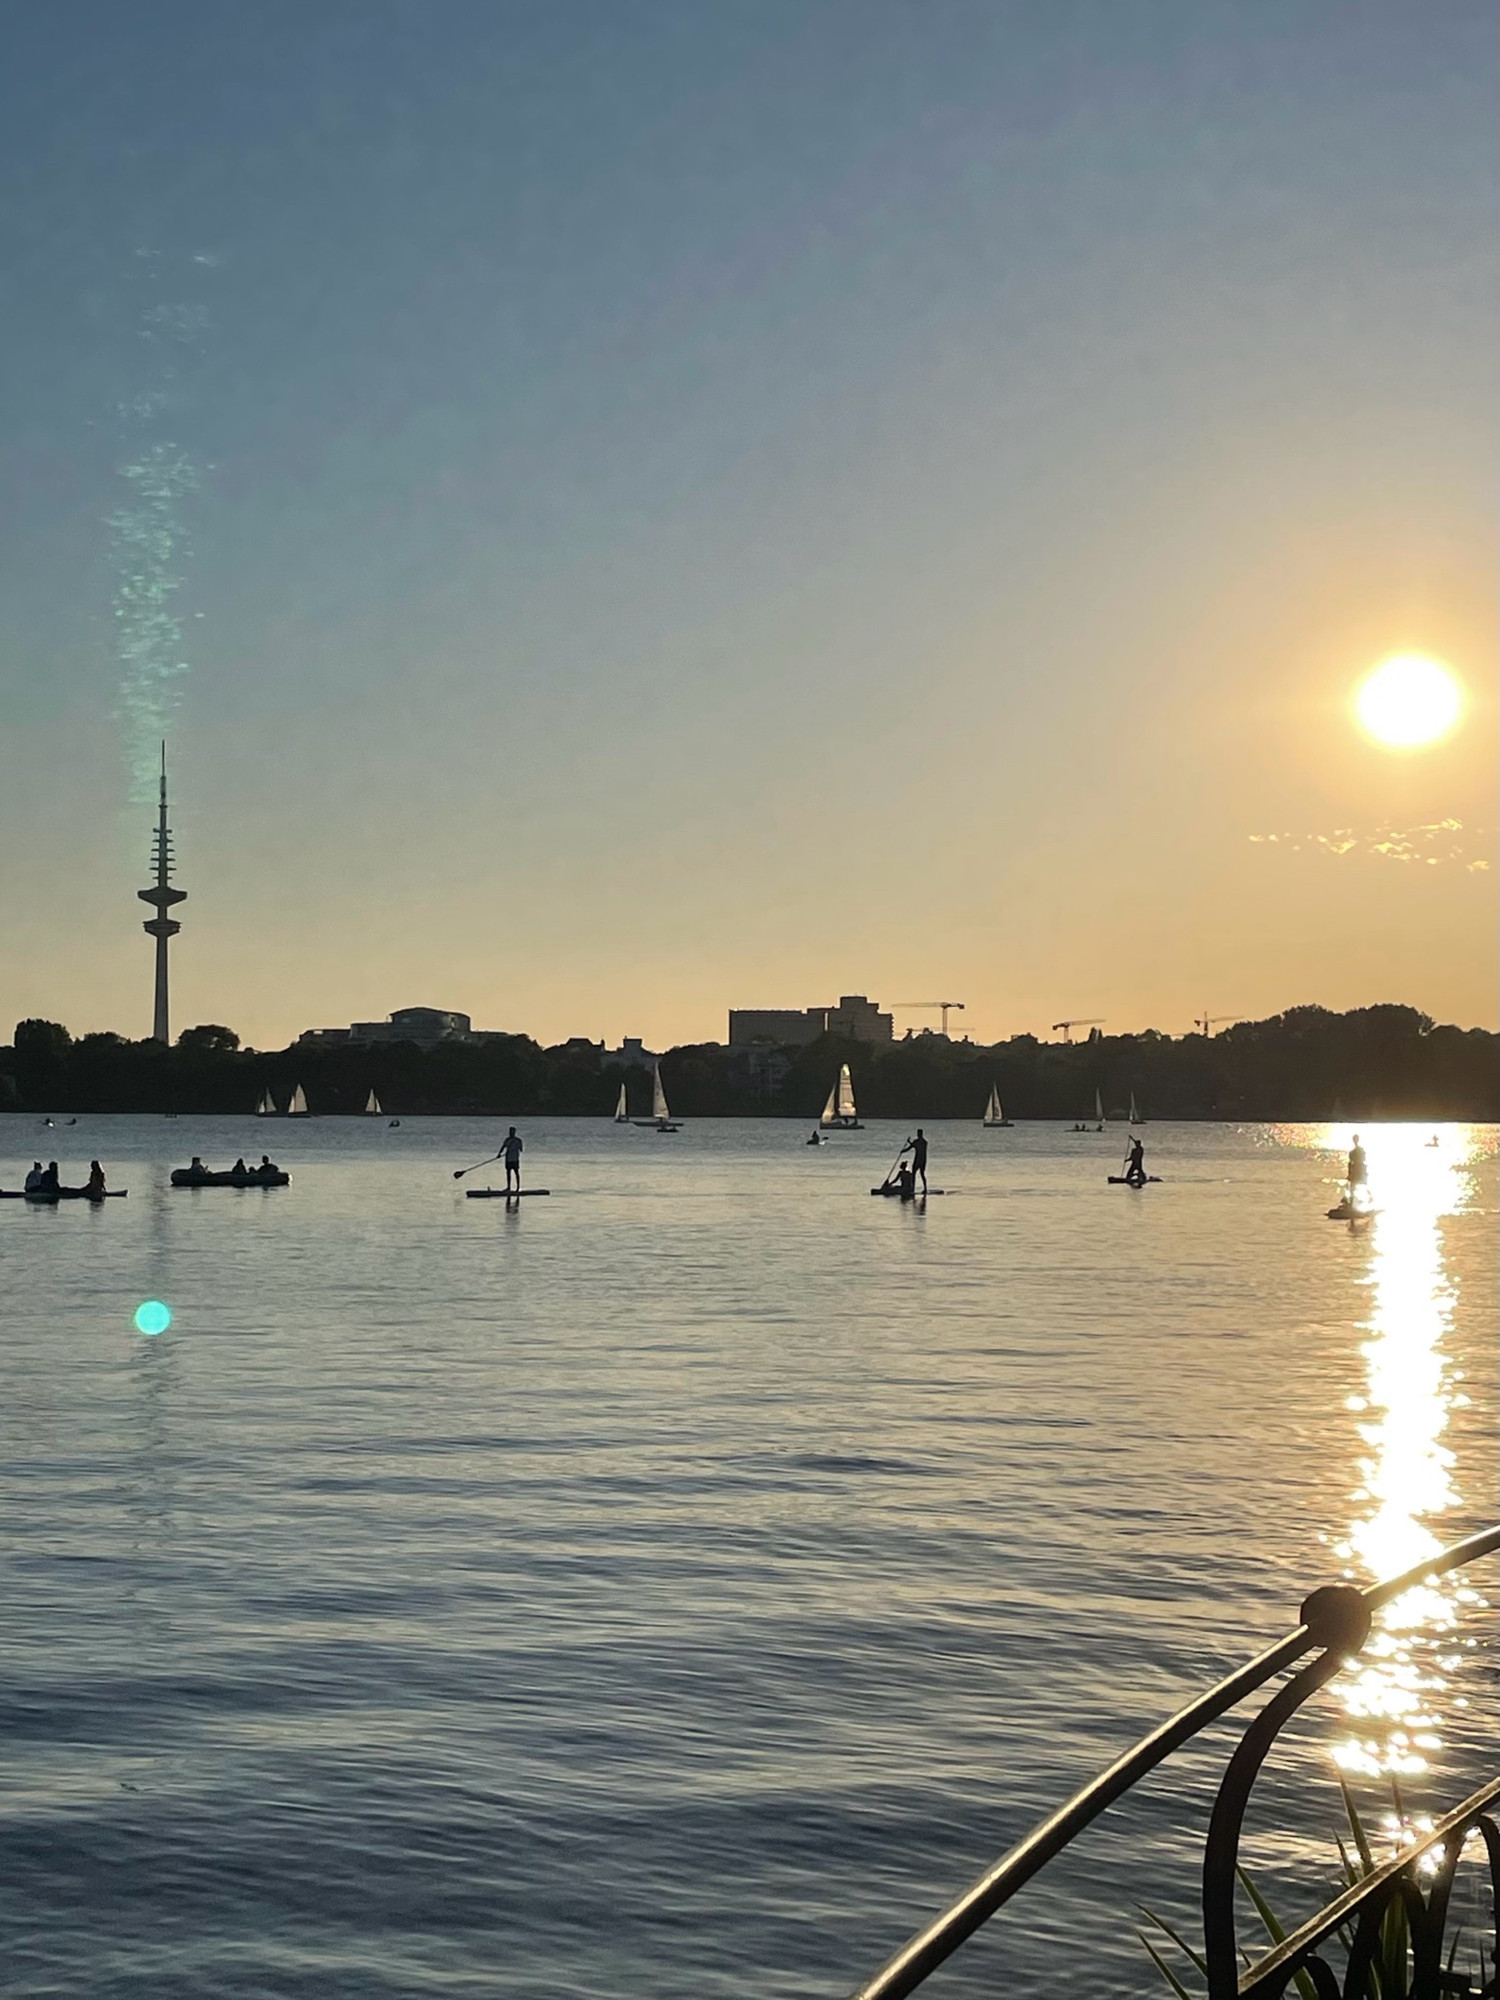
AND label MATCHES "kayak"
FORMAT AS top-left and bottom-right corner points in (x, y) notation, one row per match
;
(2, 1187), (127, 1201)
(170, 1169), (290, 1188)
